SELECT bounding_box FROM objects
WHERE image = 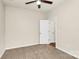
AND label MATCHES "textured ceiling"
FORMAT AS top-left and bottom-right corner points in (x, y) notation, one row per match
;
(3, 0), (63, 12)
